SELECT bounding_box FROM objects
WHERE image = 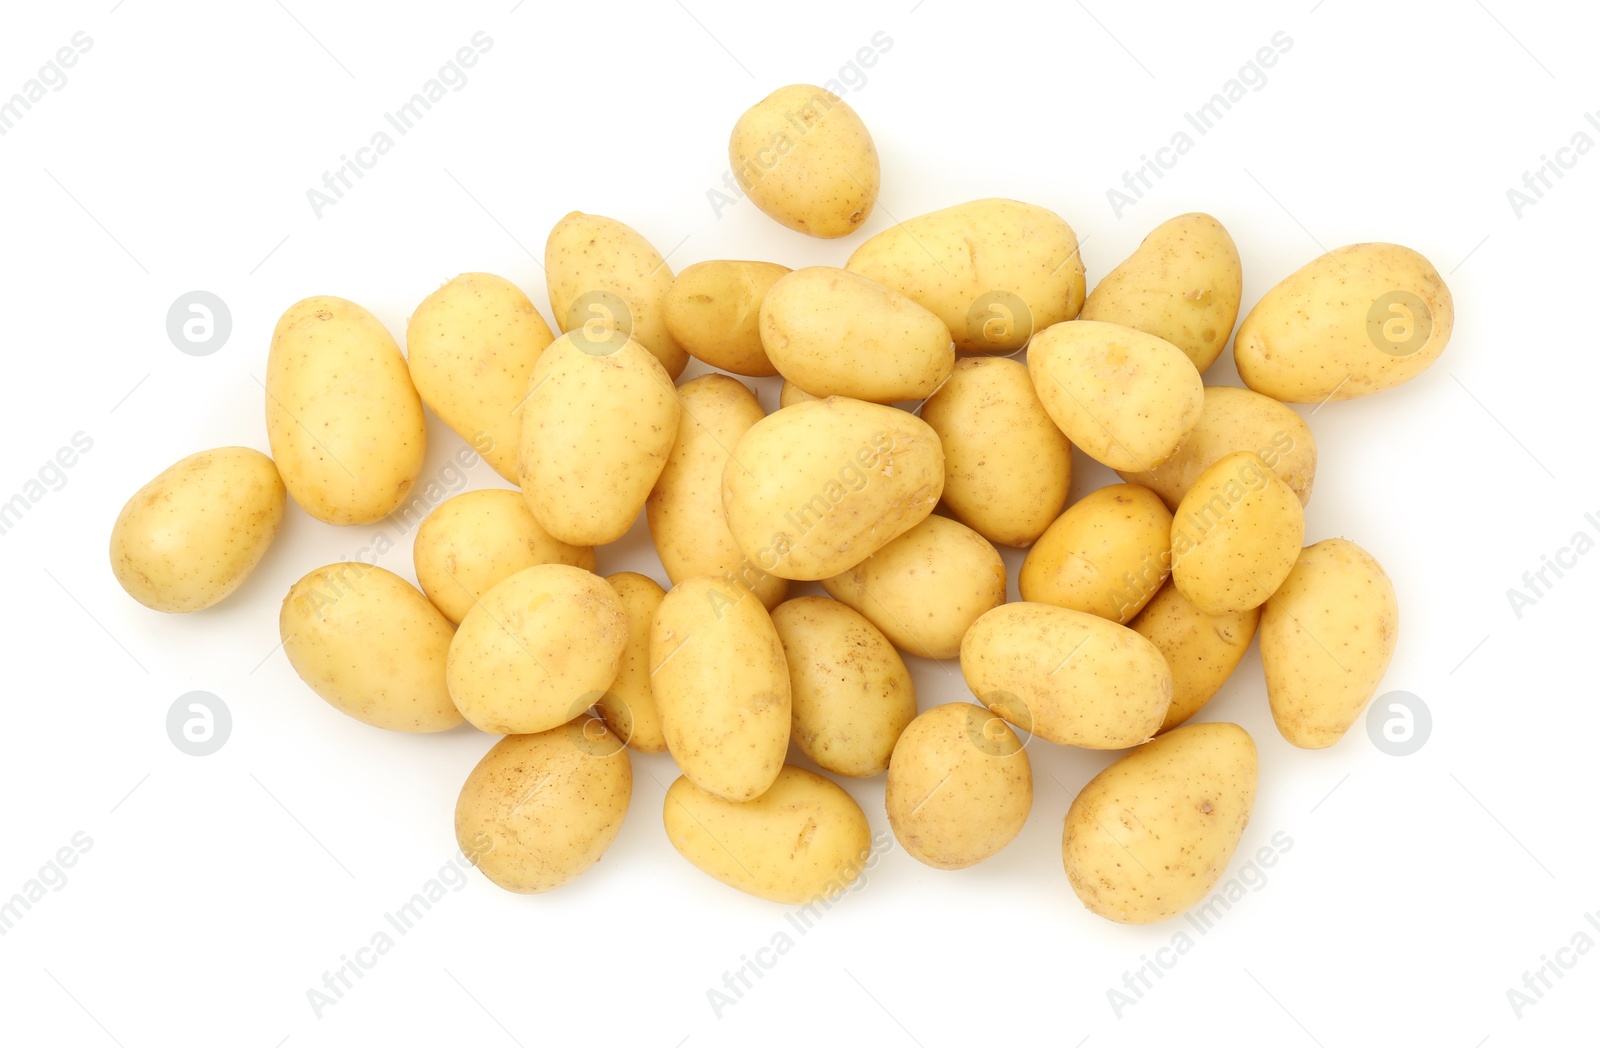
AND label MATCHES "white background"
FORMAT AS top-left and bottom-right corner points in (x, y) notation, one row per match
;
(1, 0), (1595, 1045)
